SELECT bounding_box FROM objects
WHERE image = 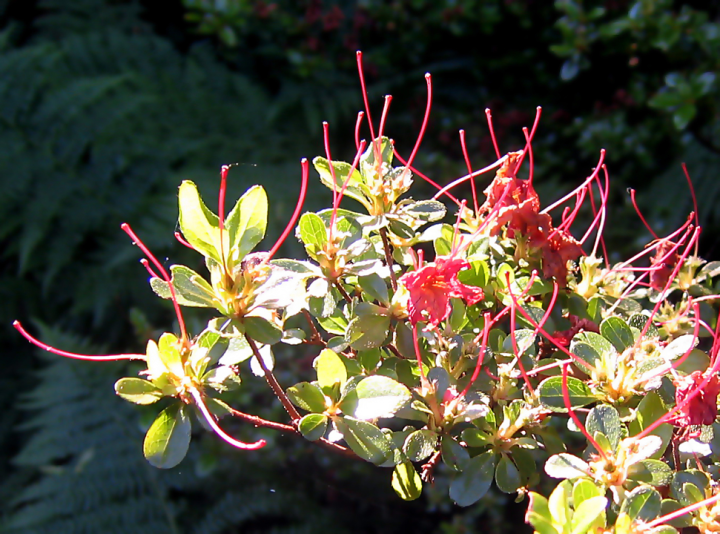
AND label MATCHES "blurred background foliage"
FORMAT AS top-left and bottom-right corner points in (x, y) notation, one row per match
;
(0, 0), (717, 532)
